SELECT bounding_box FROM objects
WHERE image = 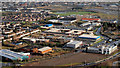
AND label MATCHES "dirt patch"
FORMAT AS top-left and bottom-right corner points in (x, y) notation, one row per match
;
(23, 53), (108, 66)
